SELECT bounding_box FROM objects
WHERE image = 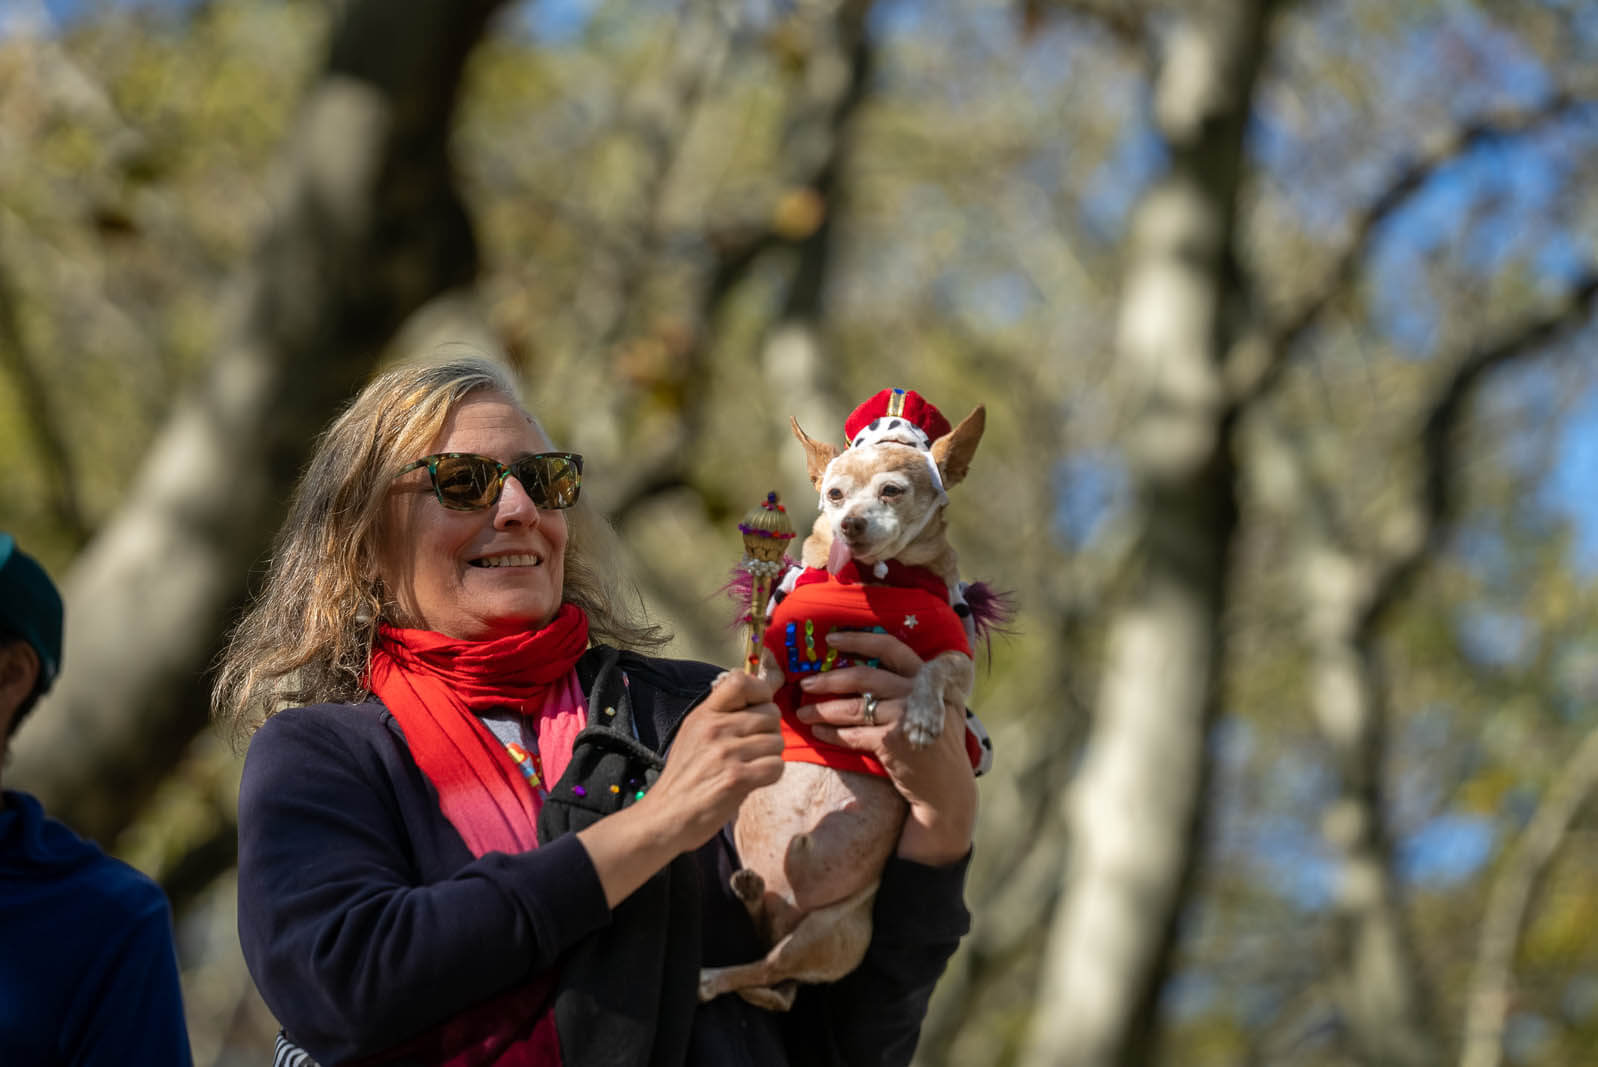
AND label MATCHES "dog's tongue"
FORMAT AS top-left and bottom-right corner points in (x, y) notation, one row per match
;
(826, 537), (853, 575)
